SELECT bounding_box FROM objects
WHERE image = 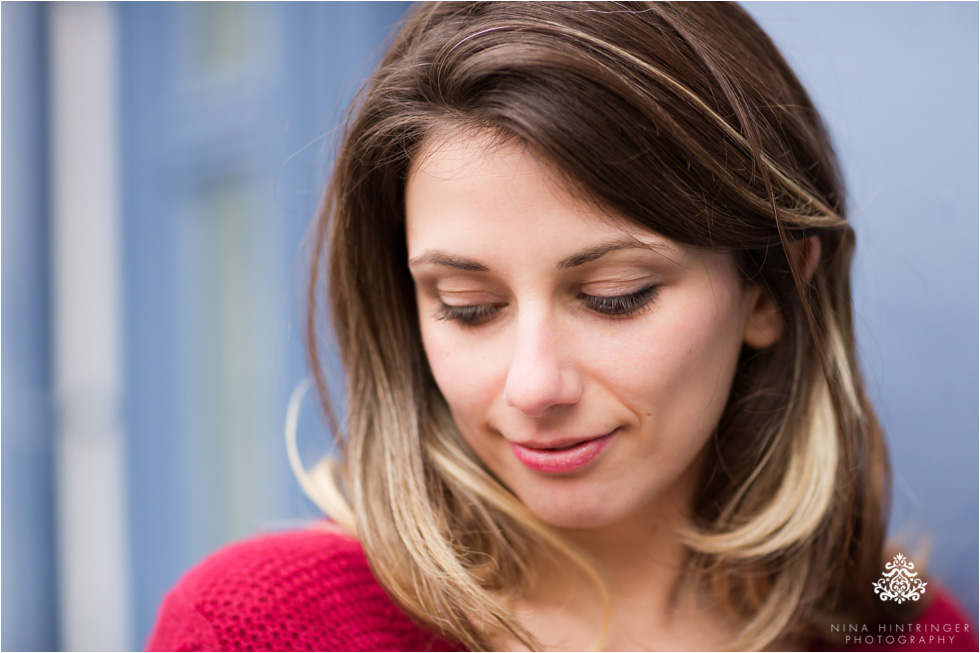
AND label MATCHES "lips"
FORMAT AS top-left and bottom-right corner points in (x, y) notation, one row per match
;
(509, 429), (618, 474)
